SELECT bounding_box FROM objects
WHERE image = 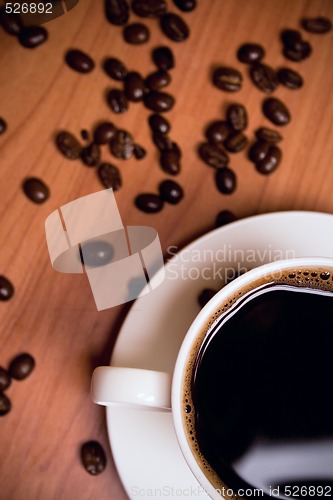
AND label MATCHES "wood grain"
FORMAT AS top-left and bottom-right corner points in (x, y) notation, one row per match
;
(0, 0), (332, 499)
